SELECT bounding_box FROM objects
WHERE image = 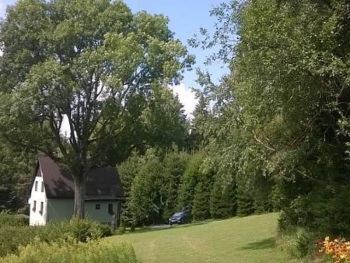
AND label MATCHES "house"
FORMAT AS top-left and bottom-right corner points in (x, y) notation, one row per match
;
(28, 155), (124, 226)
